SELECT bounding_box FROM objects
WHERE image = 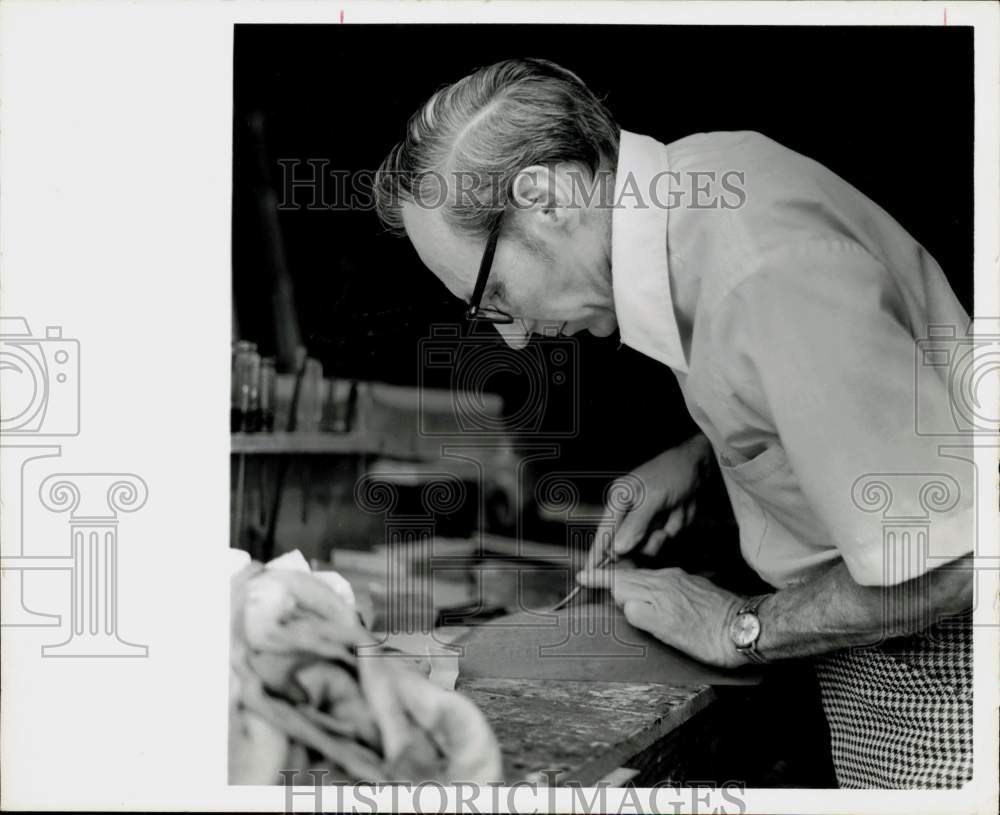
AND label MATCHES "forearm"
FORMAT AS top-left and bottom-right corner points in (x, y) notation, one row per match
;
(671, 432), (715, 490)
(679, 431), (713, 466)
(754, 555), (973, 661)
